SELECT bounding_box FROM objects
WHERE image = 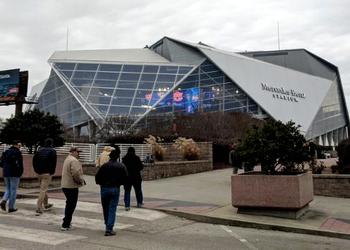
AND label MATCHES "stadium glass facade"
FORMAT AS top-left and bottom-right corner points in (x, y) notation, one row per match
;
(32, 37), (349, 146)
